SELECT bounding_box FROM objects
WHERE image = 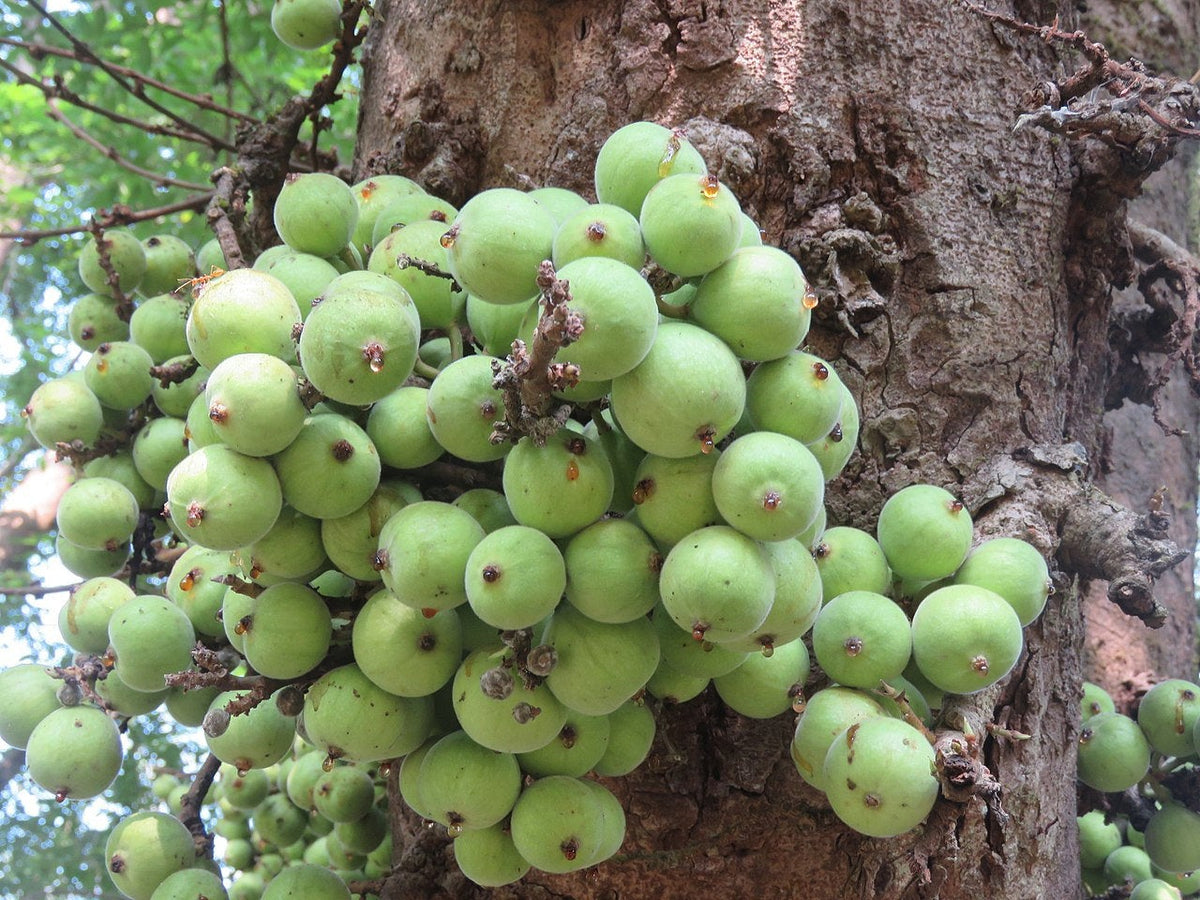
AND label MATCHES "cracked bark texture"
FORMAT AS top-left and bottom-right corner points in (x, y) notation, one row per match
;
(355, 1), (1200, 897)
